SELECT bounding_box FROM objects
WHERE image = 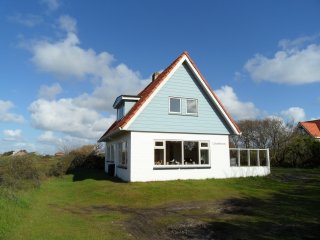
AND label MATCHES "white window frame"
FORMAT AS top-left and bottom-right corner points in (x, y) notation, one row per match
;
(153, 140), (210, 168)
(186, 98), (198, 115)
(117, 141), (128, 168)
(154, 140), (165, 165)
(168, 97), (182, 114)
(199, 141), (210, 165)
